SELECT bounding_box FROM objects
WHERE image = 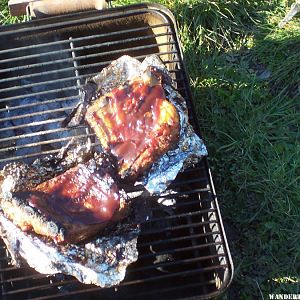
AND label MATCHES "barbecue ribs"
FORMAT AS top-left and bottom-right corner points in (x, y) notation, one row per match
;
(0, 154), (127, 244)
(85, 68), (180, 180)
